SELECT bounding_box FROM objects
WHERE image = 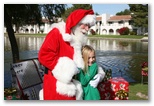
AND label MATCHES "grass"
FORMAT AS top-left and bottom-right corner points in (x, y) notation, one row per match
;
(88, 35), (146, 39)
(129, 83), (148, 100)
(4, 33), (147, 39)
